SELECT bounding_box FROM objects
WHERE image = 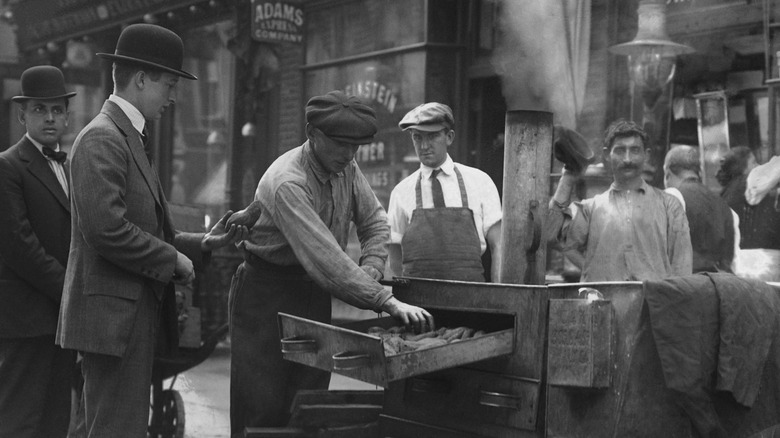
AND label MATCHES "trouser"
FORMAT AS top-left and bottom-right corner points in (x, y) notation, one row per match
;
(74, 288), (160, 438)
(229, 254), (331, 435)
(0, 335), (75, 438)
